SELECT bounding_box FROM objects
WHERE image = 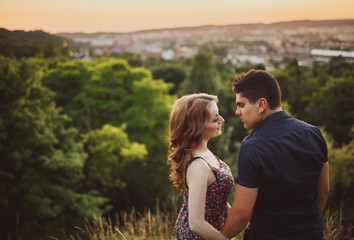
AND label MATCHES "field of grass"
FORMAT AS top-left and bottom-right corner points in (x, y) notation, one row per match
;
(65, 200), (351, 240)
